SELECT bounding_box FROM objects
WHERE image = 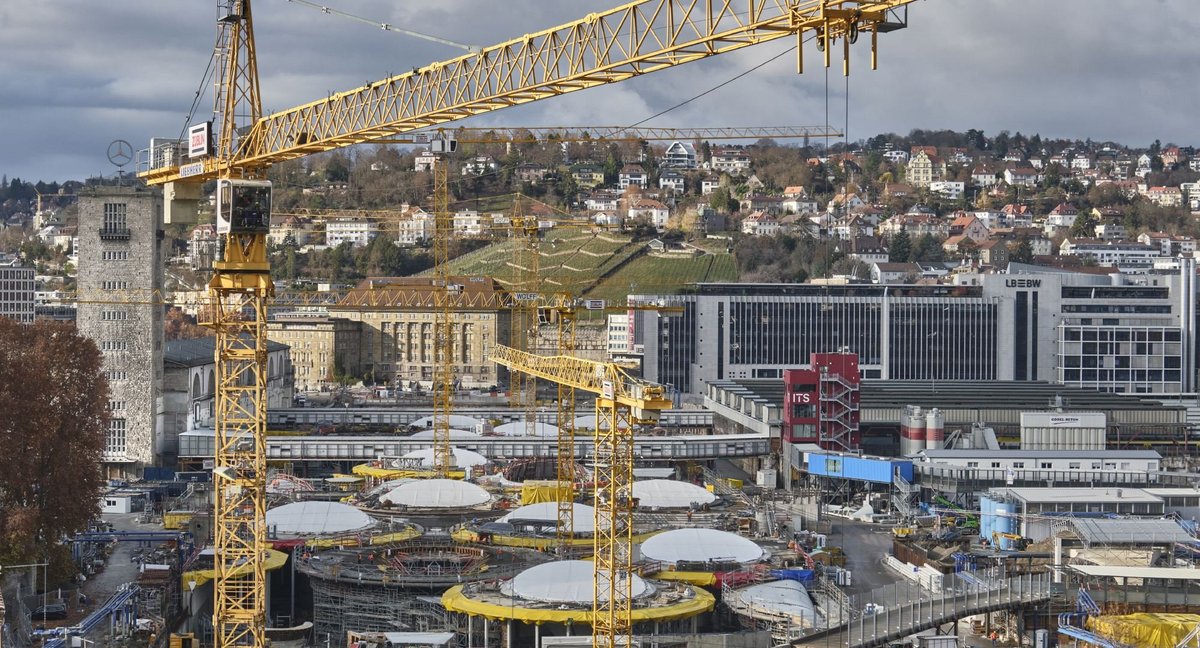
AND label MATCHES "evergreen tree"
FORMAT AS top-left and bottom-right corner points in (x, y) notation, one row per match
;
(889, 230), (912, 262)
